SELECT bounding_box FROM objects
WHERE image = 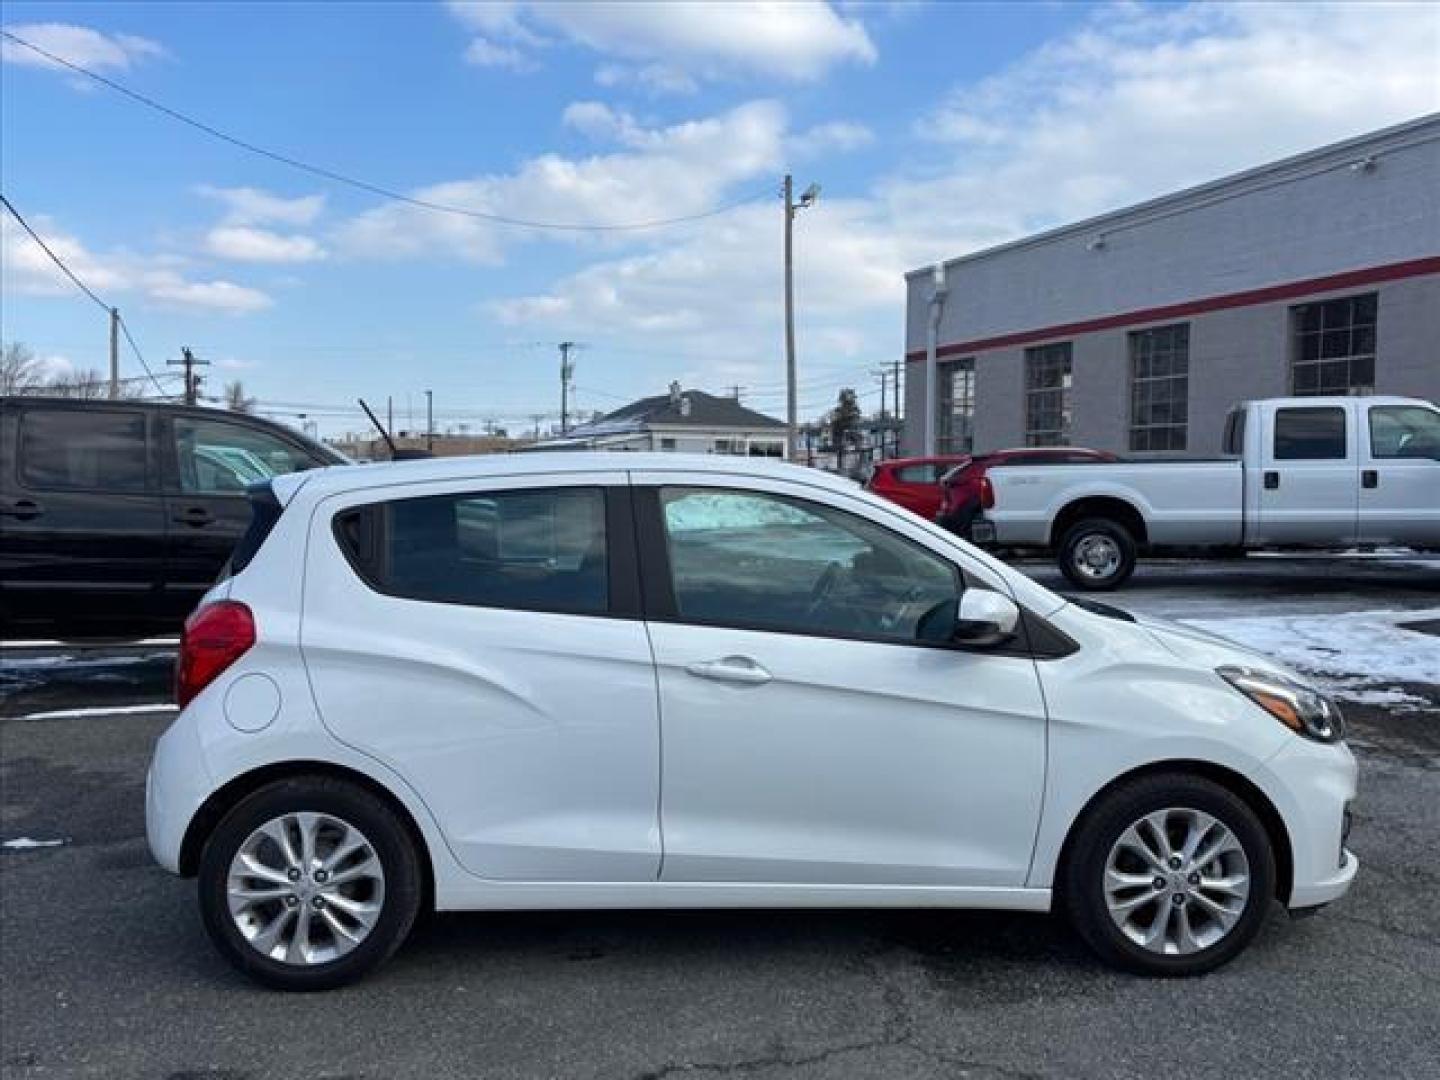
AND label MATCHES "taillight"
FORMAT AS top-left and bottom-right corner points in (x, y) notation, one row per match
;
(176, 601), (256, 708)
(980, 476), (995, 510)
